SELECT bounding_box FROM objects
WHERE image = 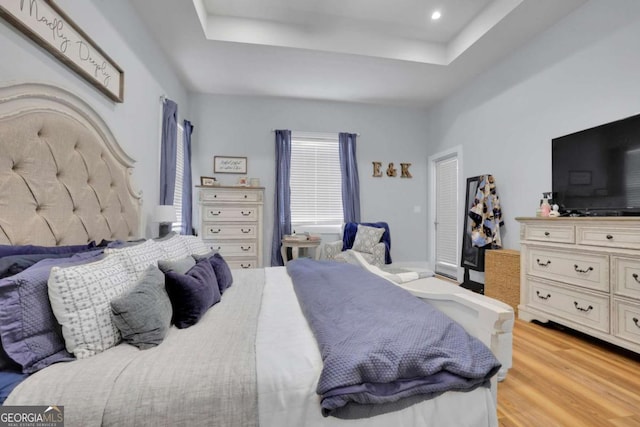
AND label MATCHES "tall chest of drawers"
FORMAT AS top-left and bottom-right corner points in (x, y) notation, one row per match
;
(517, 217), (640, 354)
(198, 186), (264, 269)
